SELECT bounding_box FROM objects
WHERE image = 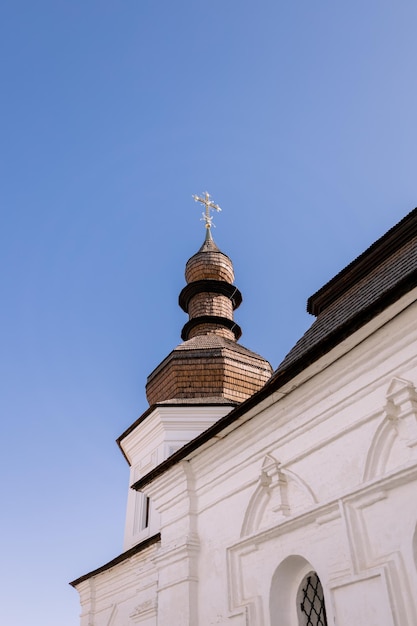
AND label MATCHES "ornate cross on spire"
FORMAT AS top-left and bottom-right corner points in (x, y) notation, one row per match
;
(192, 191), (222, 231)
